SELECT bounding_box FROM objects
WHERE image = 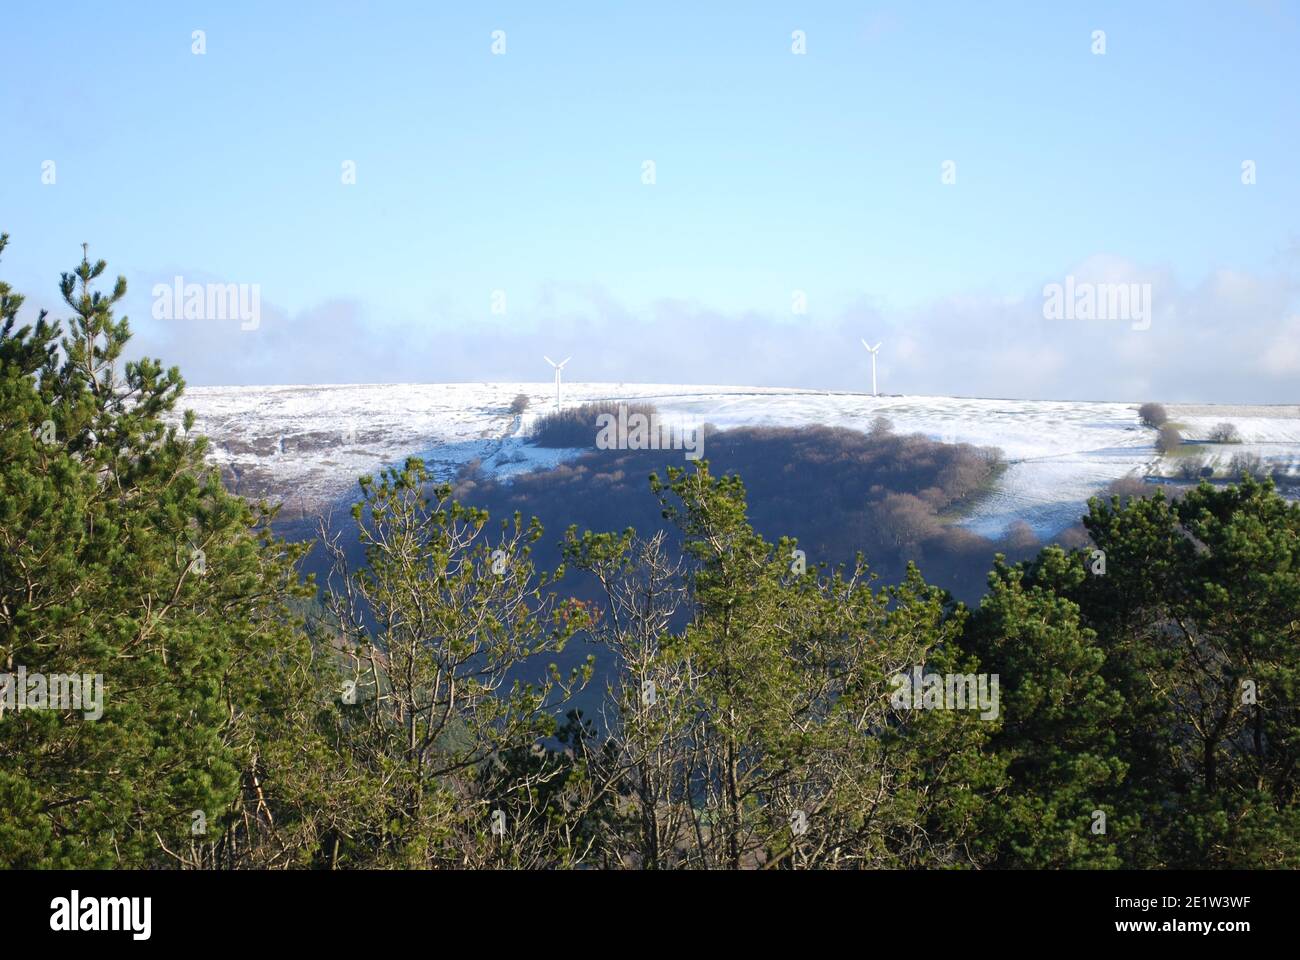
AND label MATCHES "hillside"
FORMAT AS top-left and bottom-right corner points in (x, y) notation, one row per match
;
(173, 383), (1300, 536)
